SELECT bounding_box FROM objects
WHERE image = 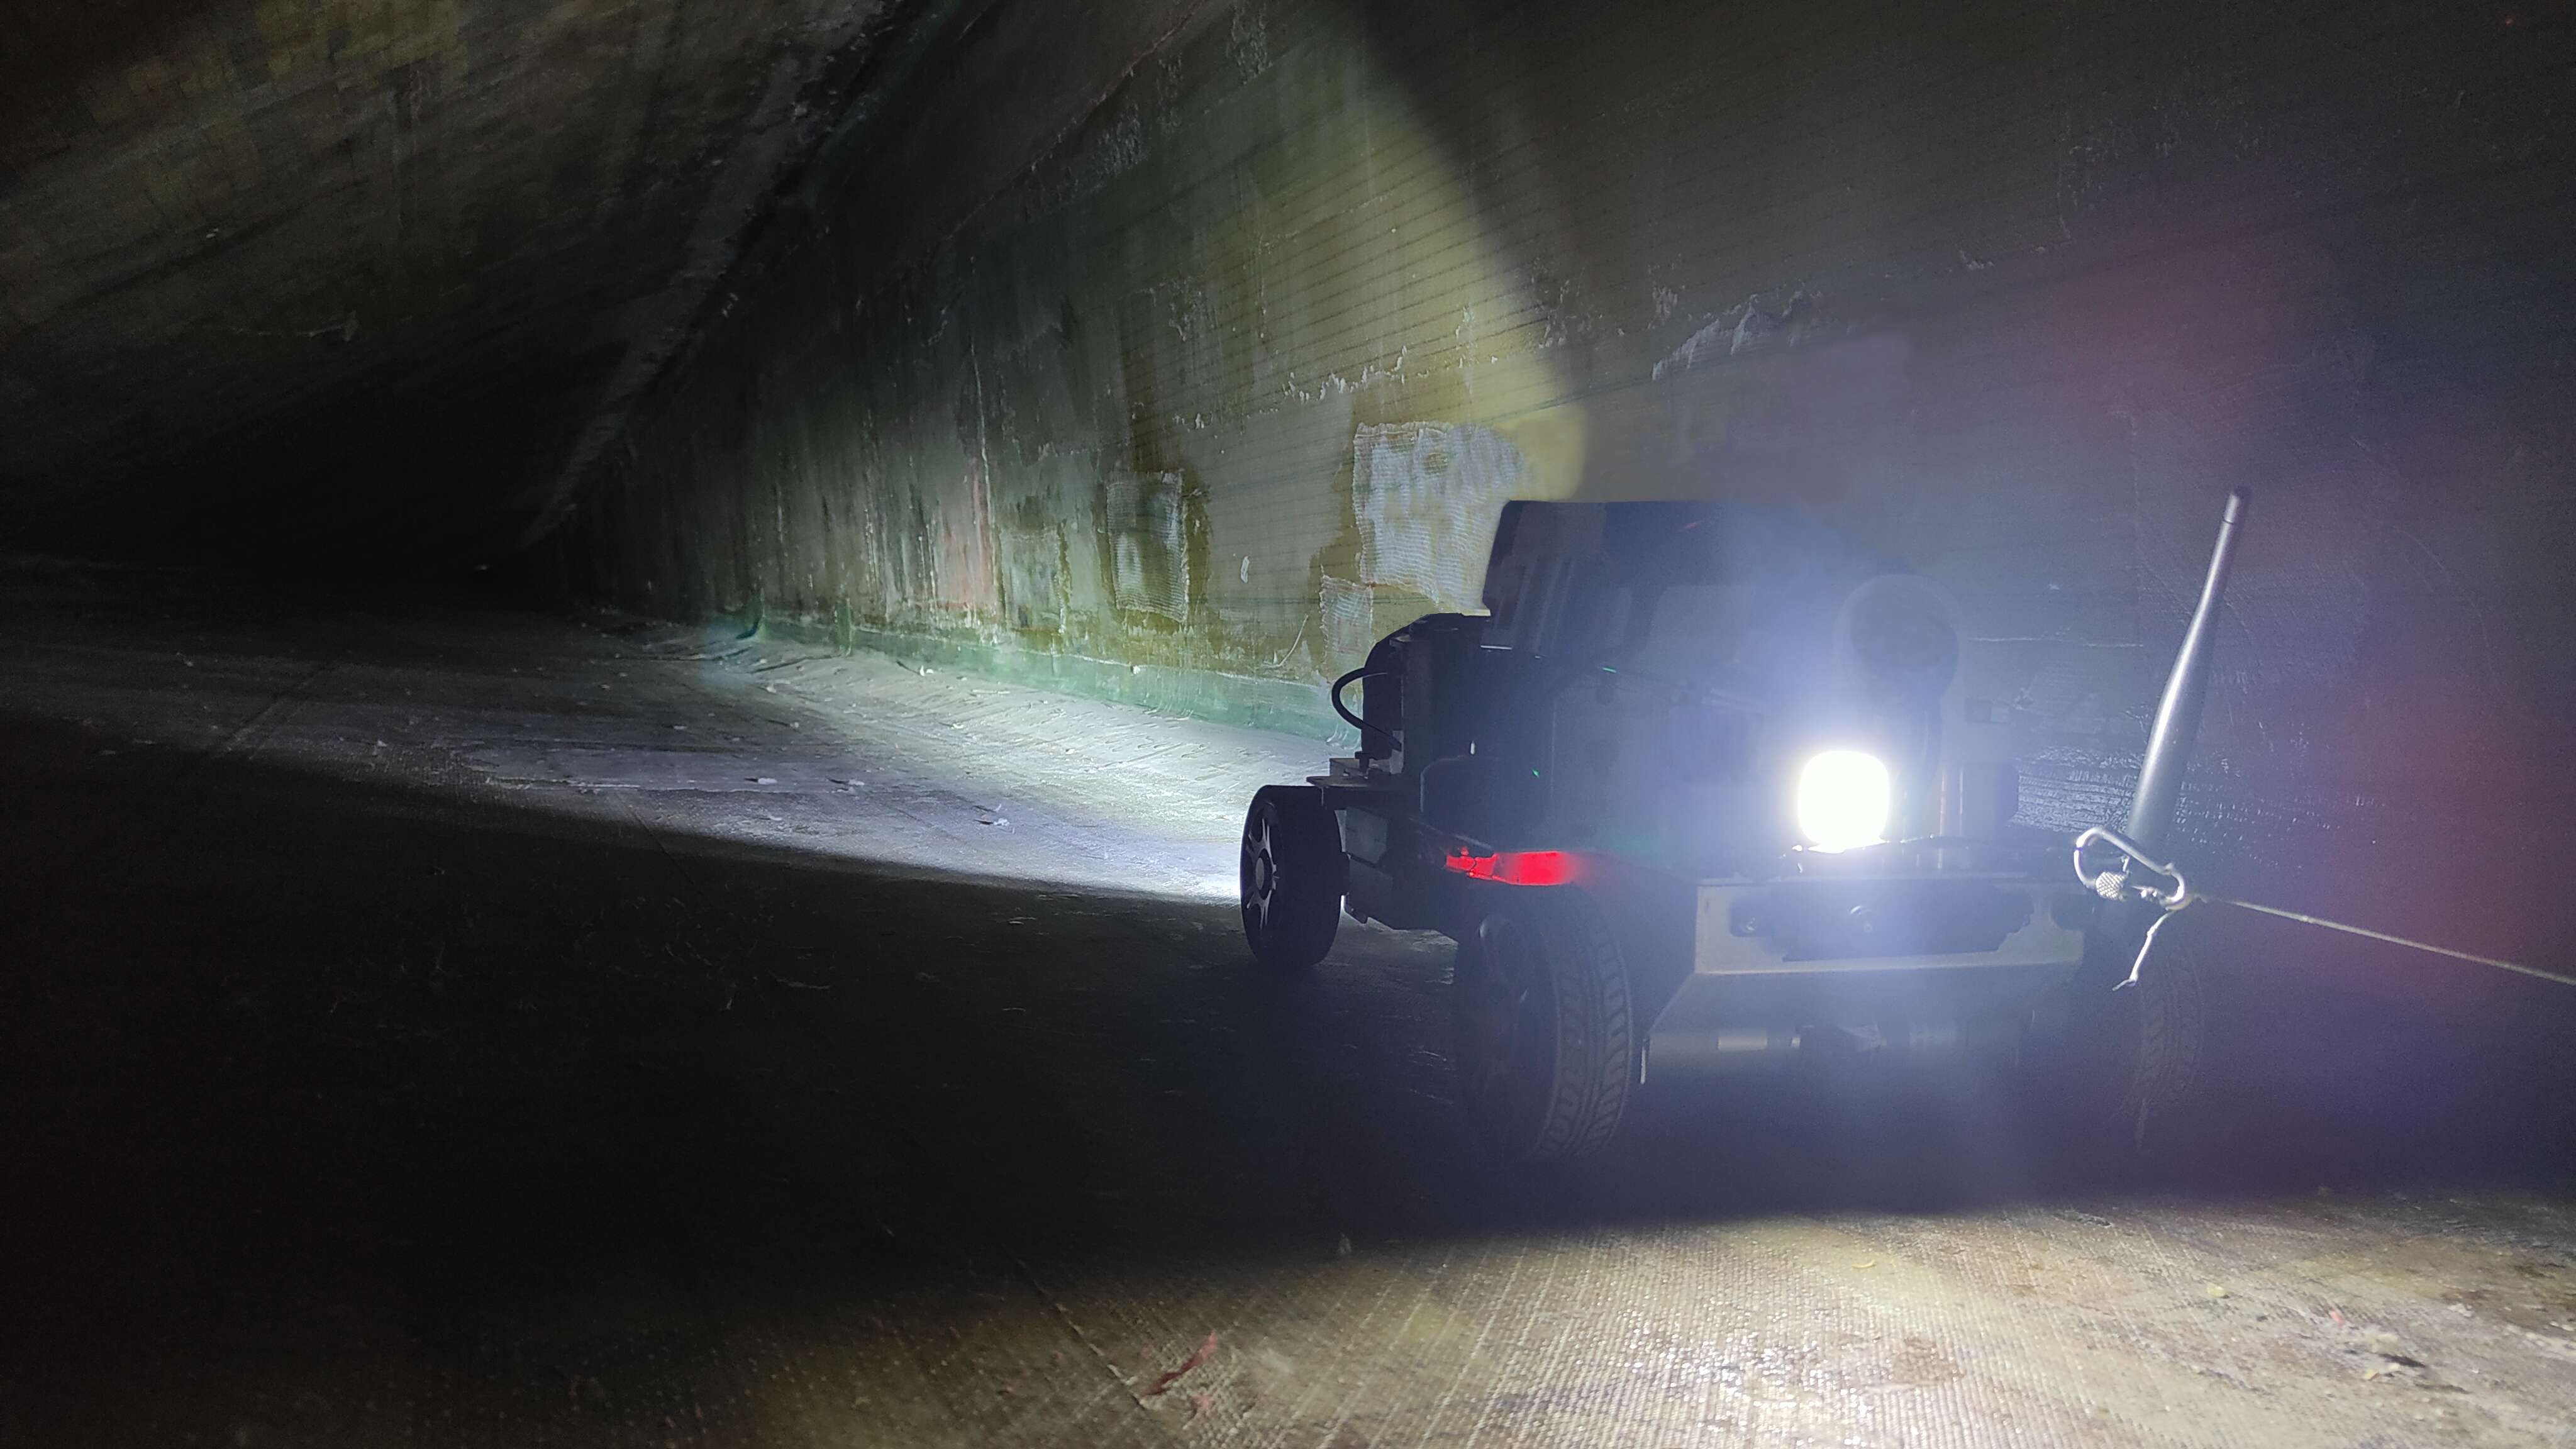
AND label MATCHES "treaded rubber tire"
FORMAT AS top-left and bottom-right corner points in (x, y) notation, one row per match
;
(1450, 887), (1634, 1163)
(1240, 785), (1345, 970)
(2039, 930), (2214, 1152)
